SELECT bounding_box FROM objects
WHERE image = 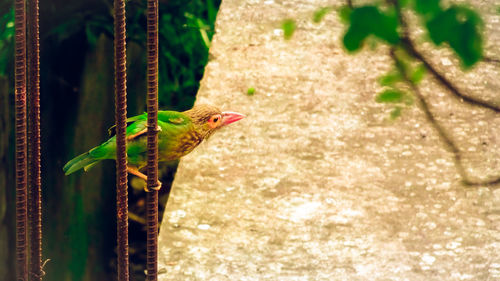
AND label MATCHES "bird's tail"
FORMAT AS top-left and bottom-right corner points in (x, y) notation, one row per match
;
(63, 151), (101, 175)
